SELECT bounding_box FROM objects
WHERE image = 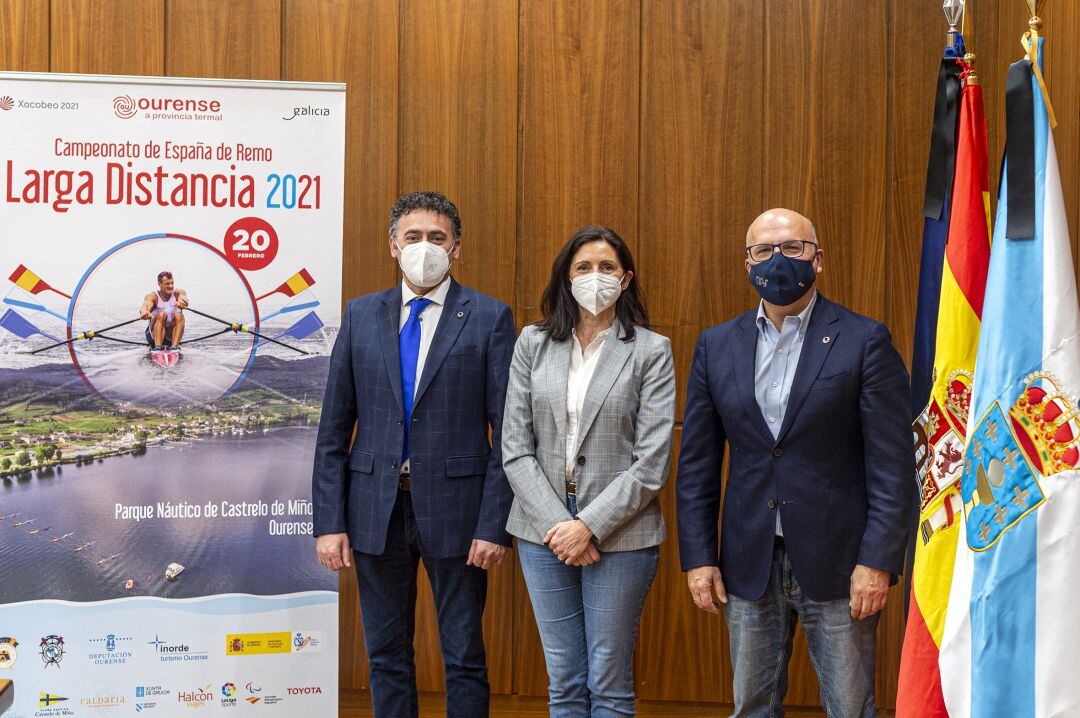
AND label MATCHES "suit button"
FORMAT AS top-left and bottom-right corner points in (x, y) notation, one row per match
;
(773, 448), (783, 457)
(577, 456), (586, 466)
(397, 419), (403, 426)
(768, 499), (777, 509)
(391, 461), (398, 469)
